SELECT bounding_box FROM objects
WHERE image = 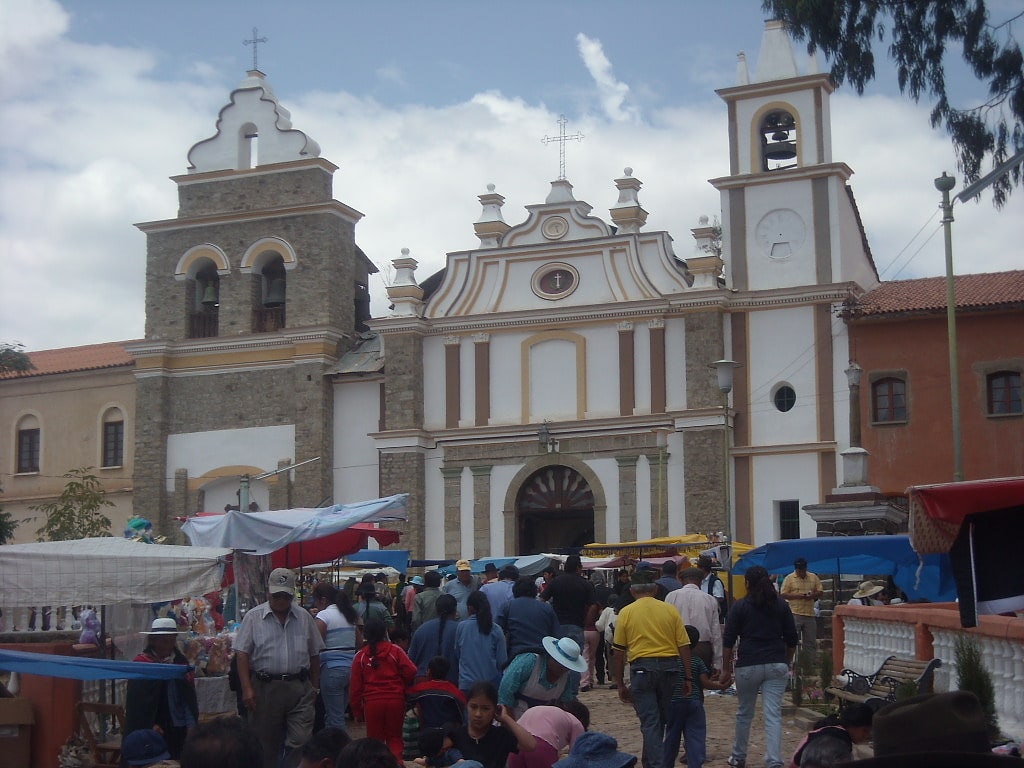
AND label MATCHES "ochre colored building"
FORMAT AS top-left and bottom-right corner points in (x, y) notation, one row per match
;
(848, 271), (1024, 492)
